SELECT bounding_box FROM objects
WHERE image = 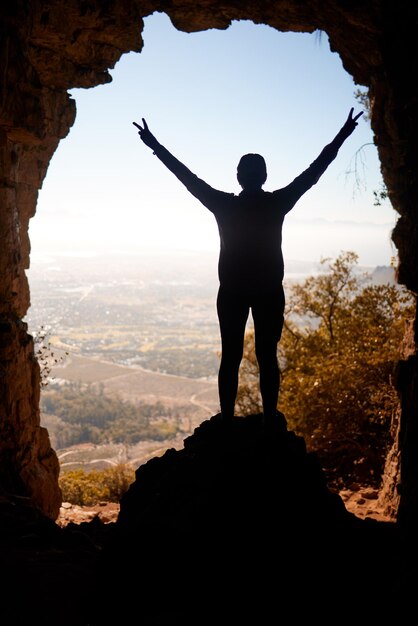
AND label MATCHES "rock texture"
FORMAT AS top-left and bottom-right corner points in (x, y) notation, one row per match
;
(0, 0), (417, 548)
